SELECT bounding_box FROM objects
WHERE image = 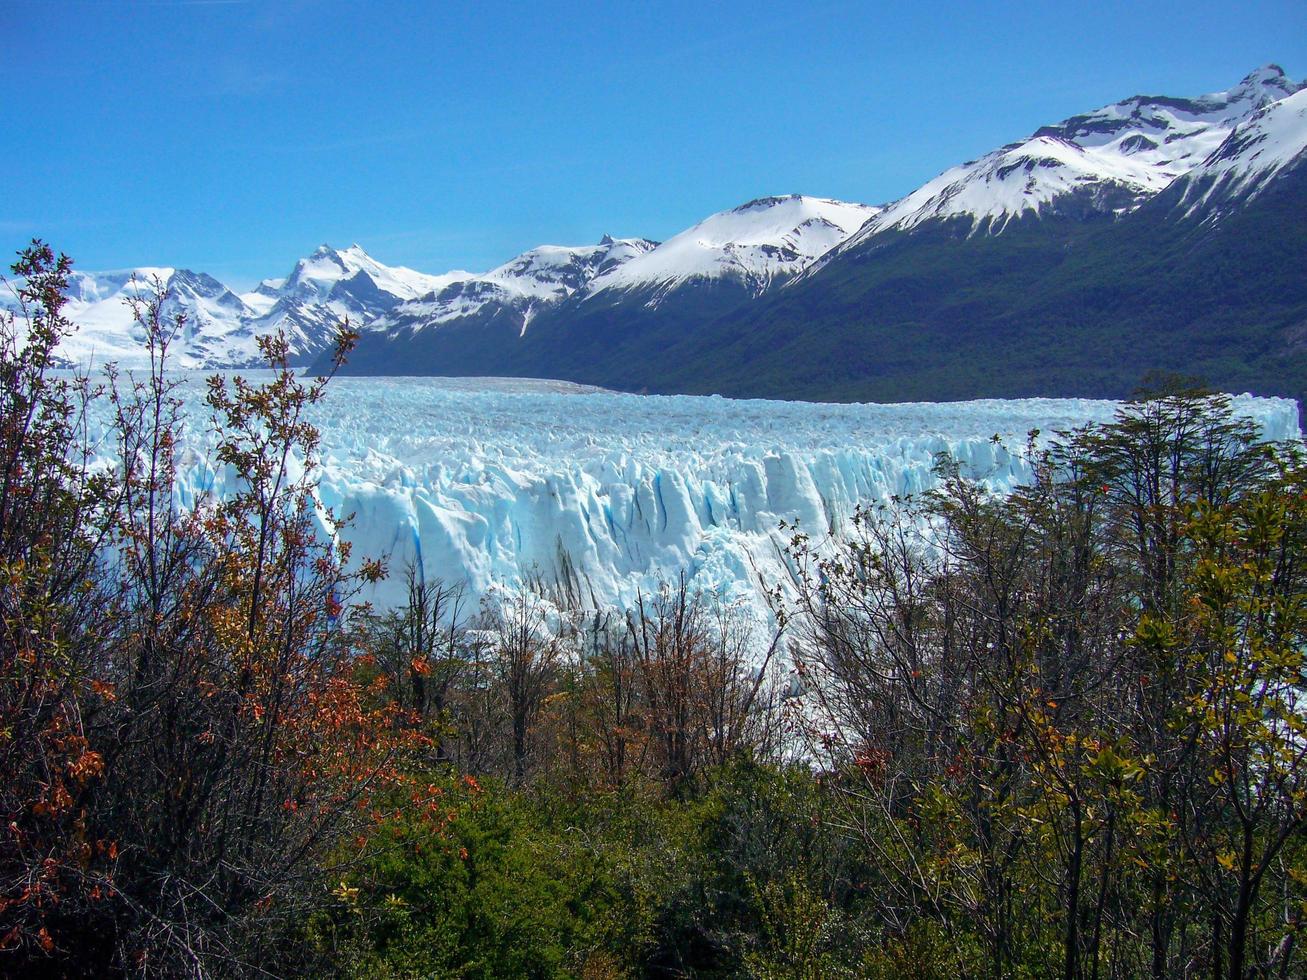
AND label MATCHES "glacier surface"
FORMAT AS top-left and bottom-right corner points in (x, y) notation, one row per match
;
(134, 375), (1302, 626)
